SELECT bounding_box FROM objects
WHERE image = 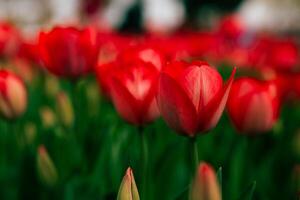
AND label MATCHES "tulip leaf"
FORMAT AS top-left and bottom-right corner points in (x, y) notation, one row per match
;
(237, 181), (256, 200)
(172, 184), (190, 200)
(217, 167), (222, 194)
